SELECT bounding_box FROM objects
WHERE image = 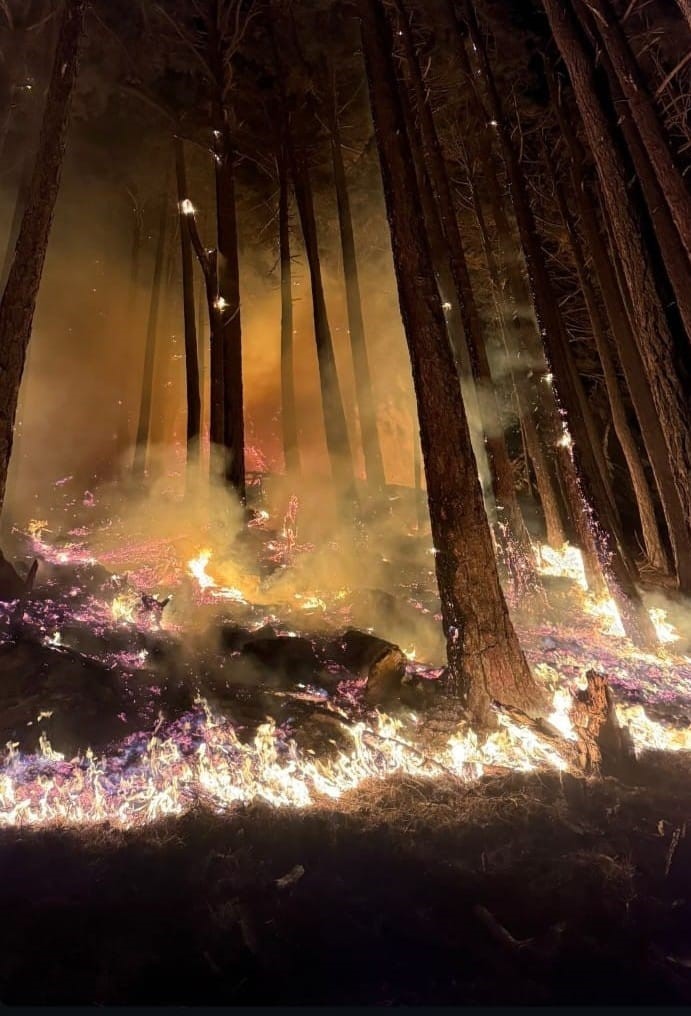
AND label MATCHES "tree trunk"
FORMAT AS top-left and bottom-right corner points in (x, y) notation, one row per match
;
(357, 0), (546, 722)
(132, 171), (170, 480)
(278, 142), (300, 476)
(552, 160), (670, 575)
(543, 0), (691, 544)
(675, 0), (691, 31)
(571, 3), (691, 343)
(174, 135), (201, 462)
(551, 71), (691, 592)
(0, 0), (86, 515)
(390, 0), (538, 593)
(328, 76), (386, 491)
(269, 22), (356, 505)
(459, 0), (657, 645)
(452, 26), (570, 550)
(212, 121), (245, 499)
(466, 162), (567, 549)
(581, 0), (691, 261)
(196, 245), (208, 454)
(114, 200), (142, 463)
